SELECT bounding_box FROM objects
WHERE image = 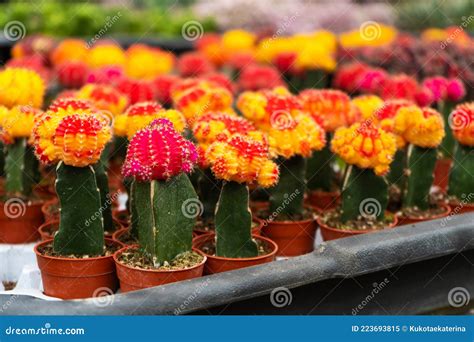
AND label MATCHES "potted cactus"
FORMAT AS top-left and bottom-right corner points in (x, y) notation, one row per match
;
(0, 68), (45, 243)
(192, 112), (265, 235)
(114, 119), (206, 292)
(33, 113), (121, 299)
(193, 133), (279, 274)
(393, 106), (451, 224)
(238, 87), (326, 256)
(298, 89), (360, 211)
(447, 103), (474, 213)
(317, 122), (398, 240)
